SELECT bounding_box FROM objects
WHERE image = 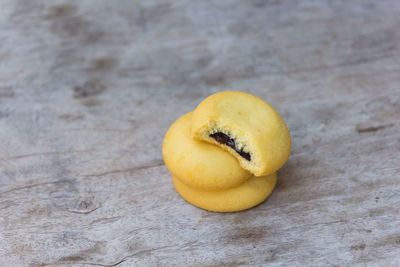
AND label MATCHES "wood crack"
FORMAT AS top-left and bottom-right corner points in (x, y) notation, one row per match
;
(122, 245), (171, 259)
(65, 128), (135, 132)
(77, 259), (126, 267)
(90, 216), (122, 225)
(64, 205), (101, 215)
(1, 149), (95, 161)
(356, 123), (394, 133)
(0, 180), (72, 195)
(263, 52), (396, 76)
(41, 258), (126, 267)
(83, 160), (164, 177)
(308, 219), (346, 227)
(49, 245), (171, 267)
